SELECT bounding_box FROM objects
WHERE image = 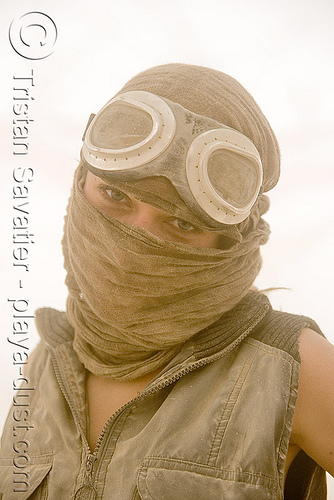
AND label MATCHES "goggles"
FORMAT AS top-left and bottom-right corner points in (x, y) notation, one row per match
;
(81, 91), (263, 226)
